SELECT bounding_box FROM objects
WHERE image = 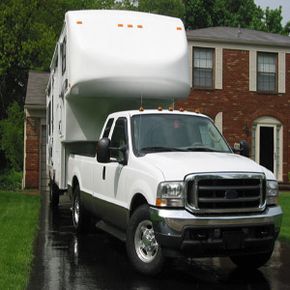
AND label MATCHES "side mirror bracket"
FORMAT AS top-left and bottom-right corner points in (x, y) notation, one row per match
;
(233, 140), (250, 157)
